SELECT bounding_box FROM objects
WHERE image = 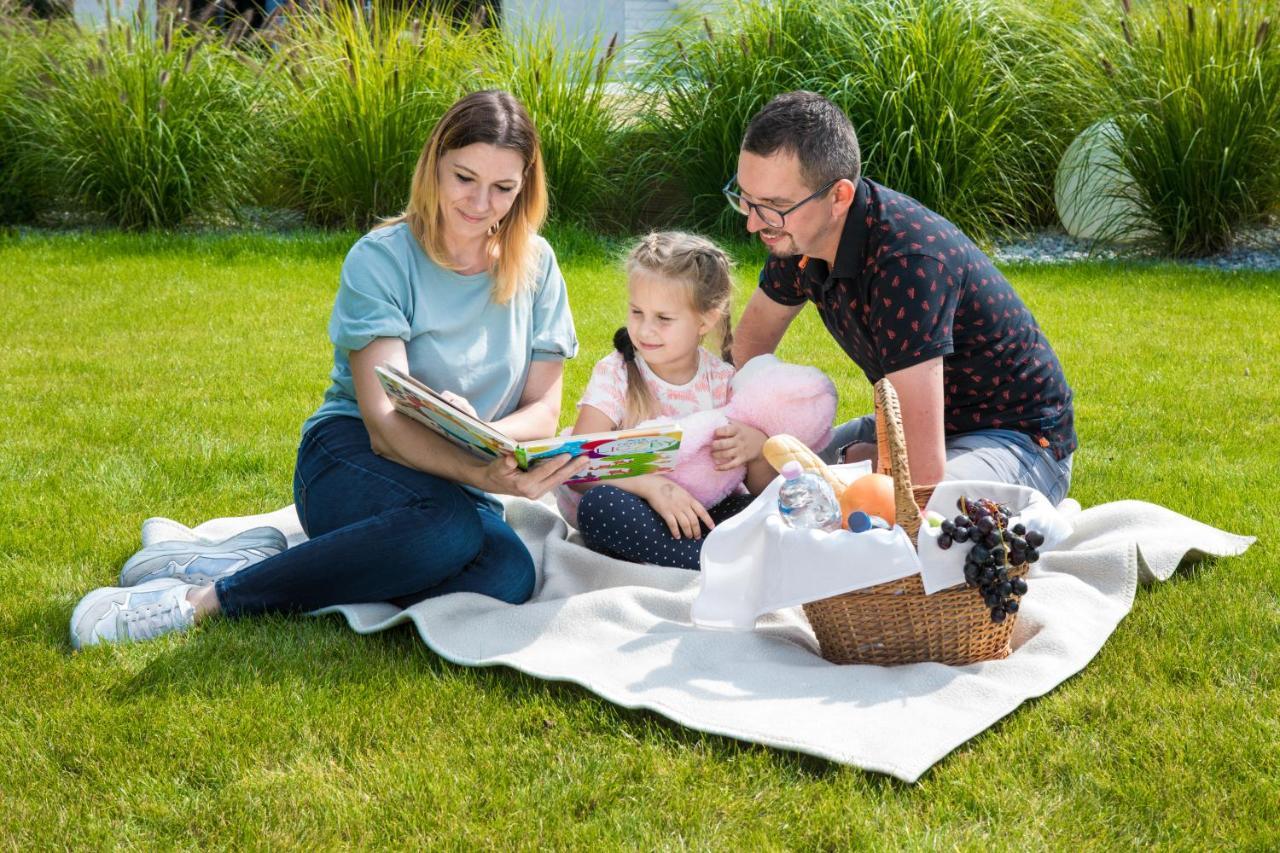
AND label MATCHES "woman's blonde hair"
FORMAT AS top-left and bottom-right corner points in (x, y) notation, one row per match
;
(614, 231), (735, 428)
(380, 90), (548, 304)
